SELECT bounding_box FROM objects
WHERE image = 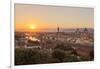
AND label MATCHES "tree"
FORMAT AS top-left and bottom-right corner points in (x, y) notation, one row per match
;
(52, 49), (66, 62)
(89, 49), (94, 61)
(54, 43), (74, 51)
